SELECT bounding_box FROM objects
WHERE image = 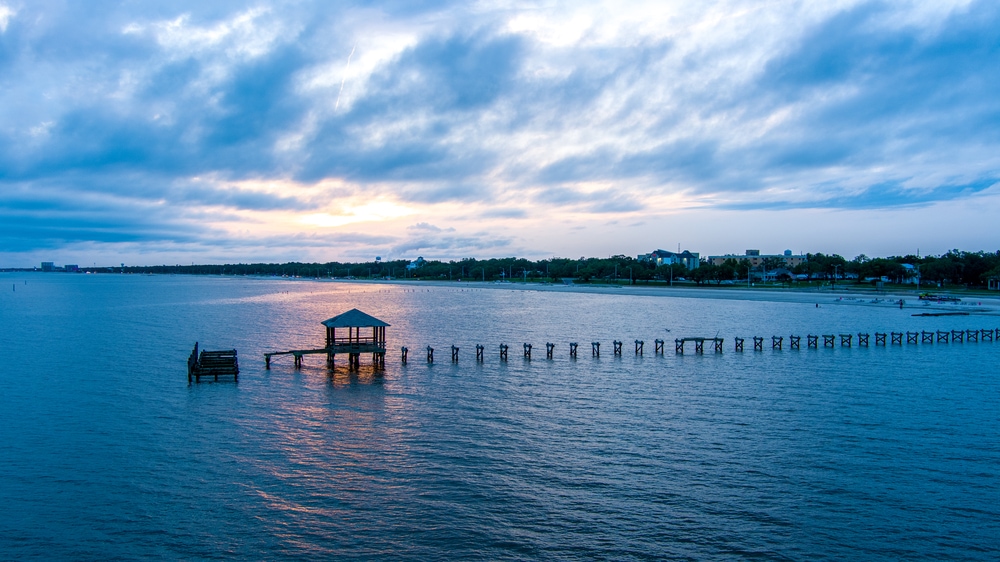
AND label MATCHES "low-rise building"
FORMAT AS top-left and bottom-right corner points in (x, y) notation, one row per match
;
(637, 249), (700, 270)
(707, 249), (806, 268)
